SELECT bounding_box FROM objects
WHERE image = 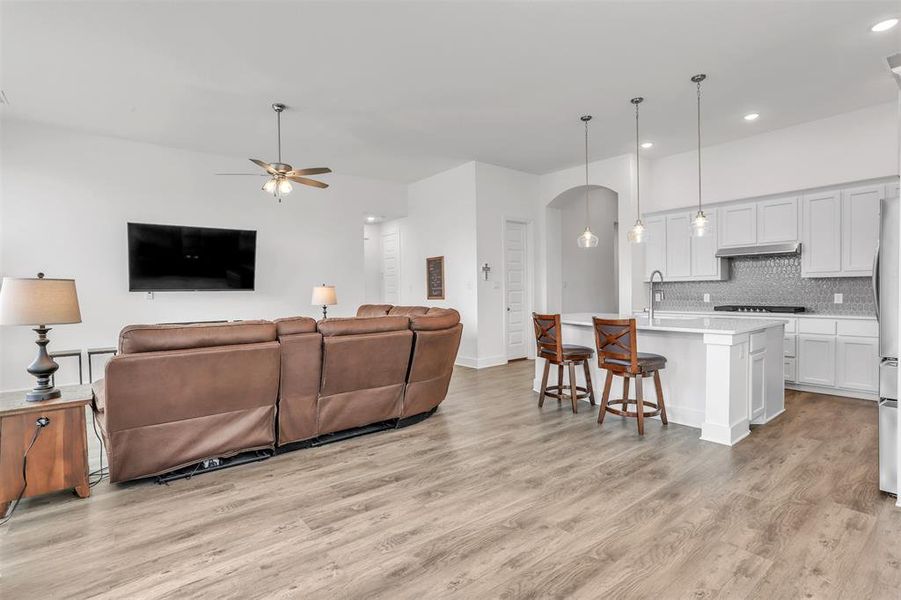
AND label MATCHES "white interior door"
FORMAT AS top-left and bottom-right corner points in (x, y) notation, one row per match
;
(381, 231), (400, 304)
(505, 221), (528, 360)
